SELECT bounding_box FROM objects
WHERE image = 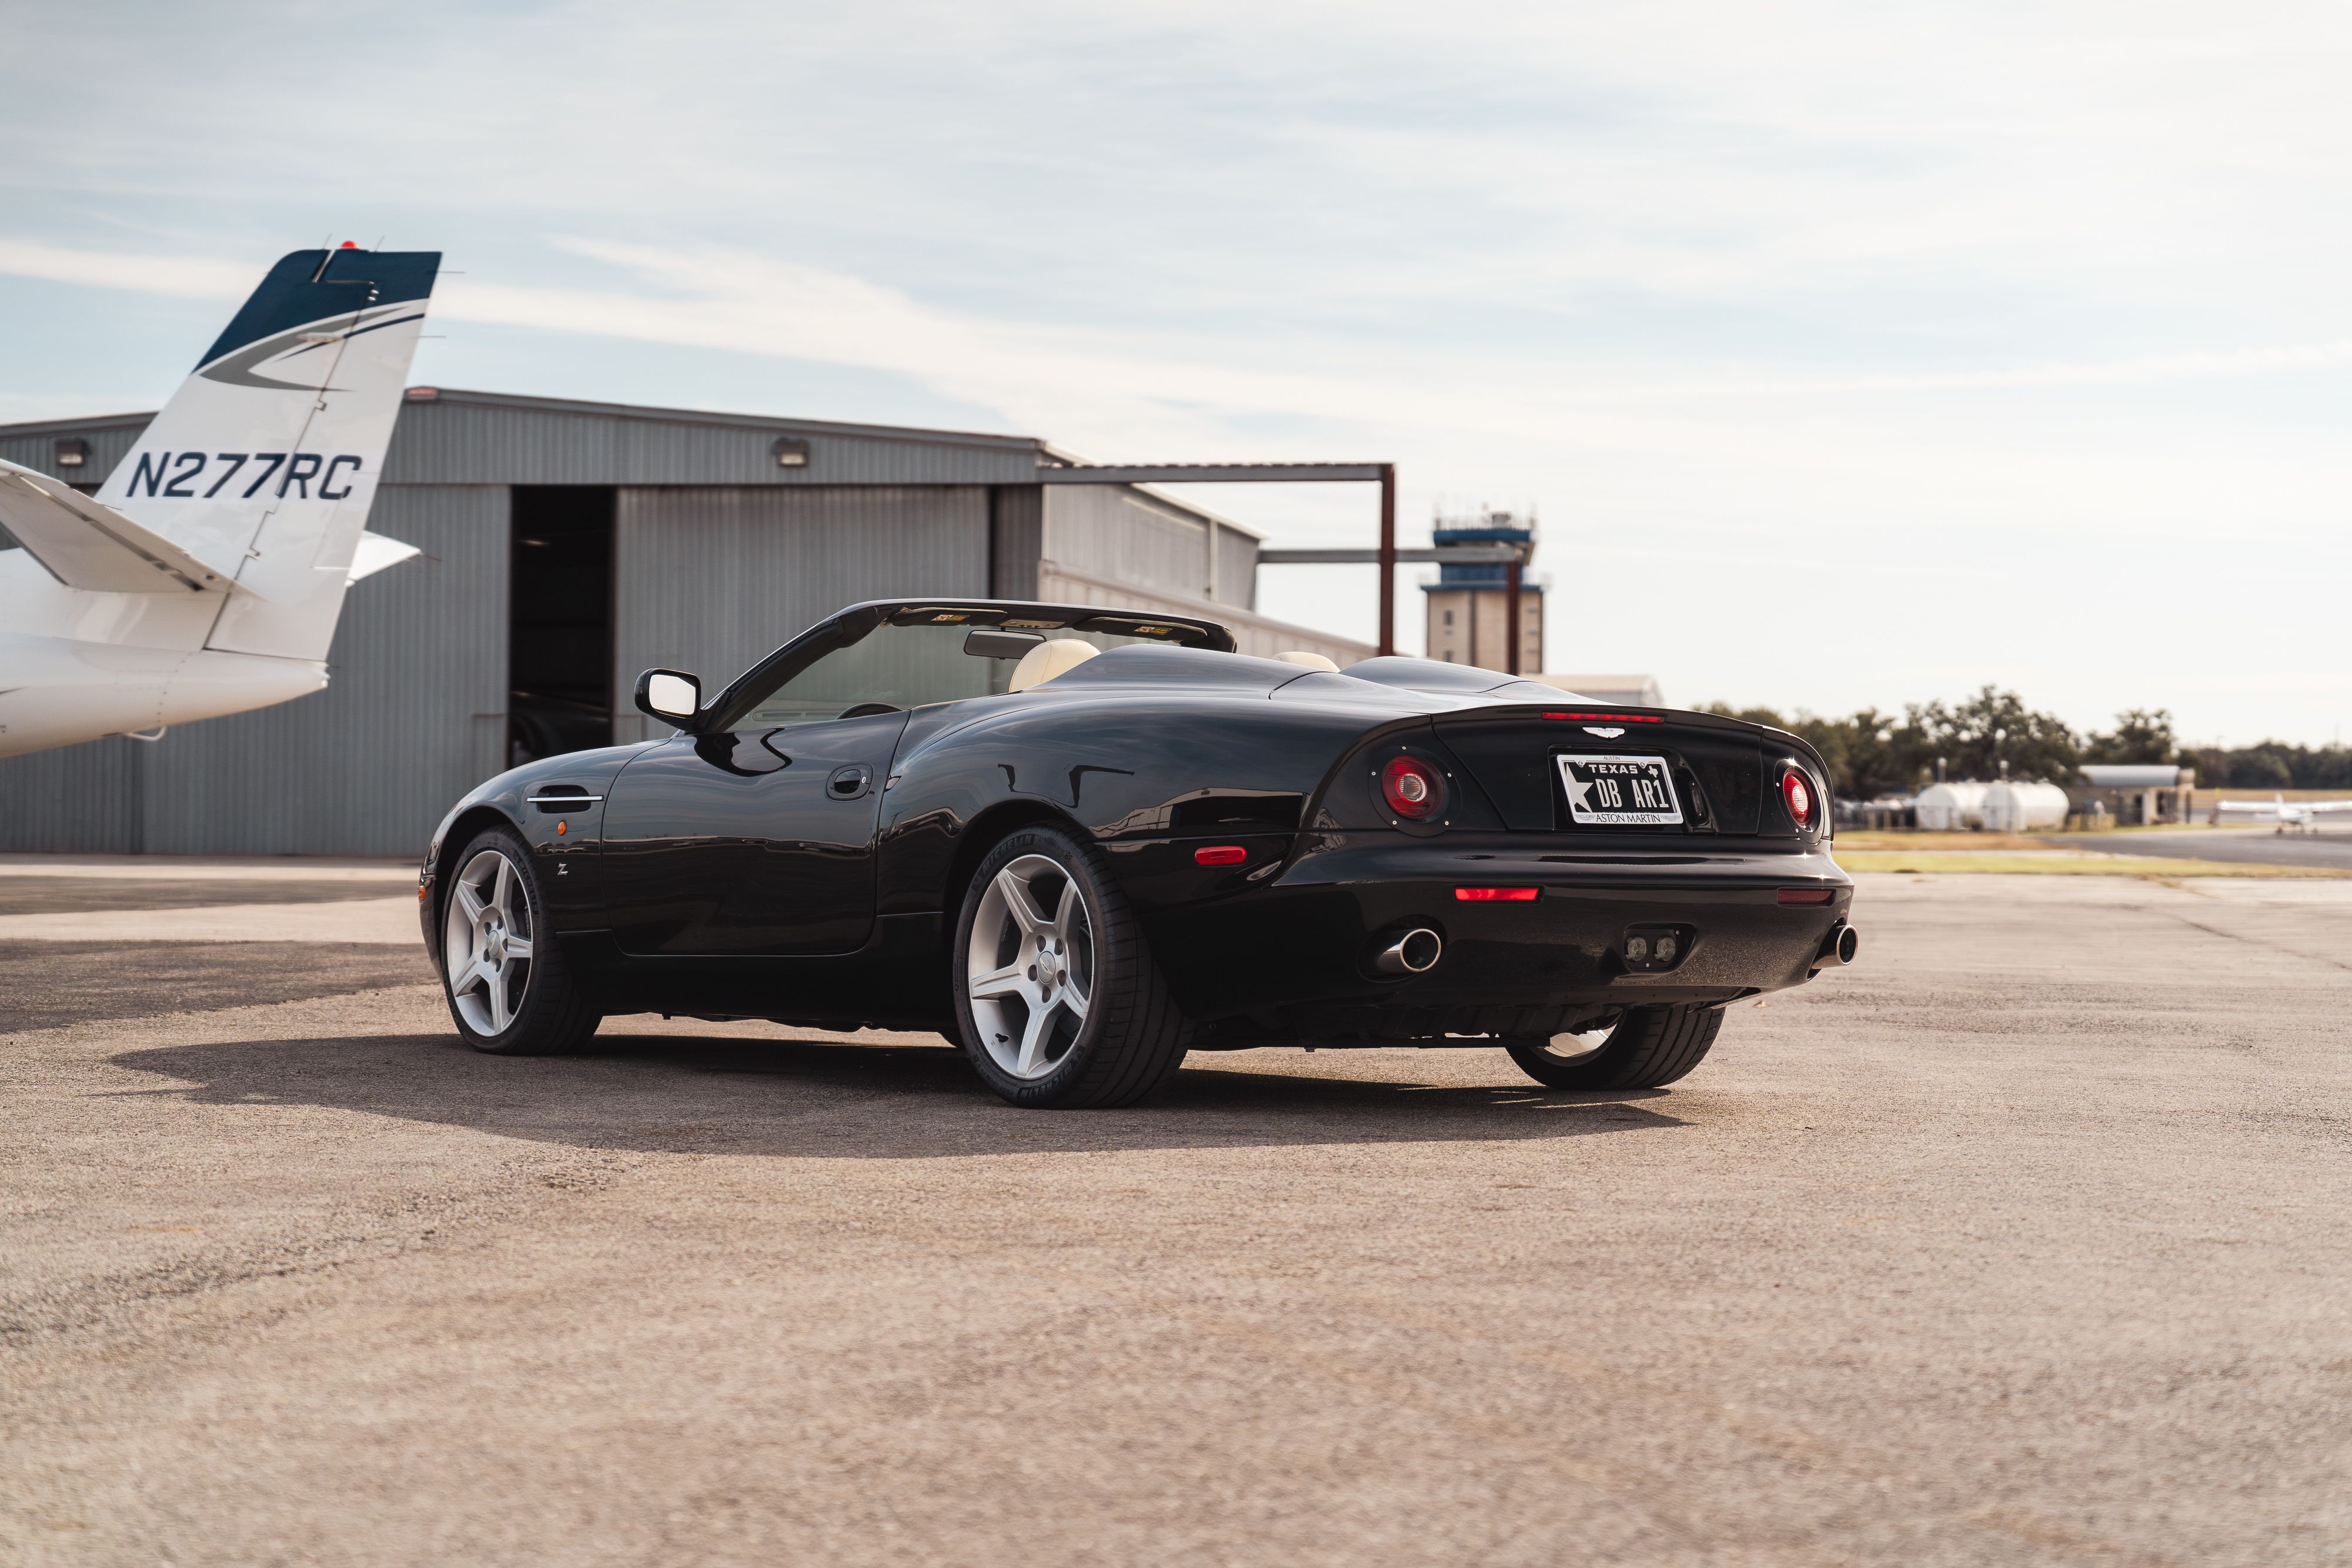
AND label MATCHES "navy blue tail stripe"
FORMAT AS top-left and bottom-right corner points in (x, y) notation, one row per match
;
(196, 249), (442, 372)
